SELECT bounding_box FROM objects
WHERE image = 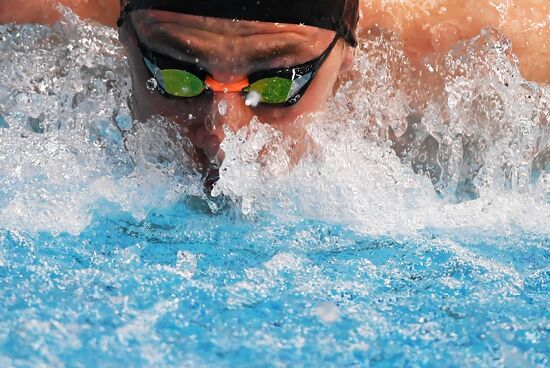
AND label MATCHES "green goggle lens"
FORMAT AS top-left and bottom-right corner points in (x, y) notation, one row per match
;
(246, 77), (293, 104)
(160, 69), (205, 97)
